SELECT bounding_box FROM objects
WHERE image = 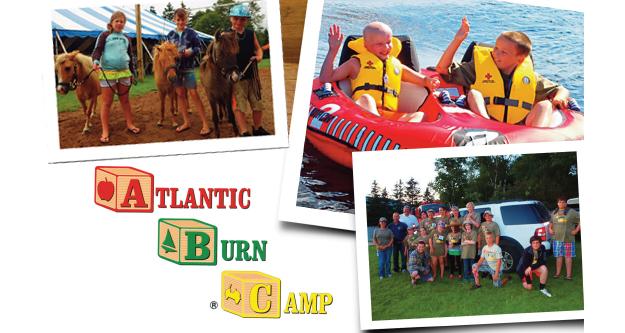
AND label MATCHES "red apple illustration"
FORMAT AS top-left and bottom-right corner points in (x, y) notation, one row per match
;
(97, 177), (115, 201)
